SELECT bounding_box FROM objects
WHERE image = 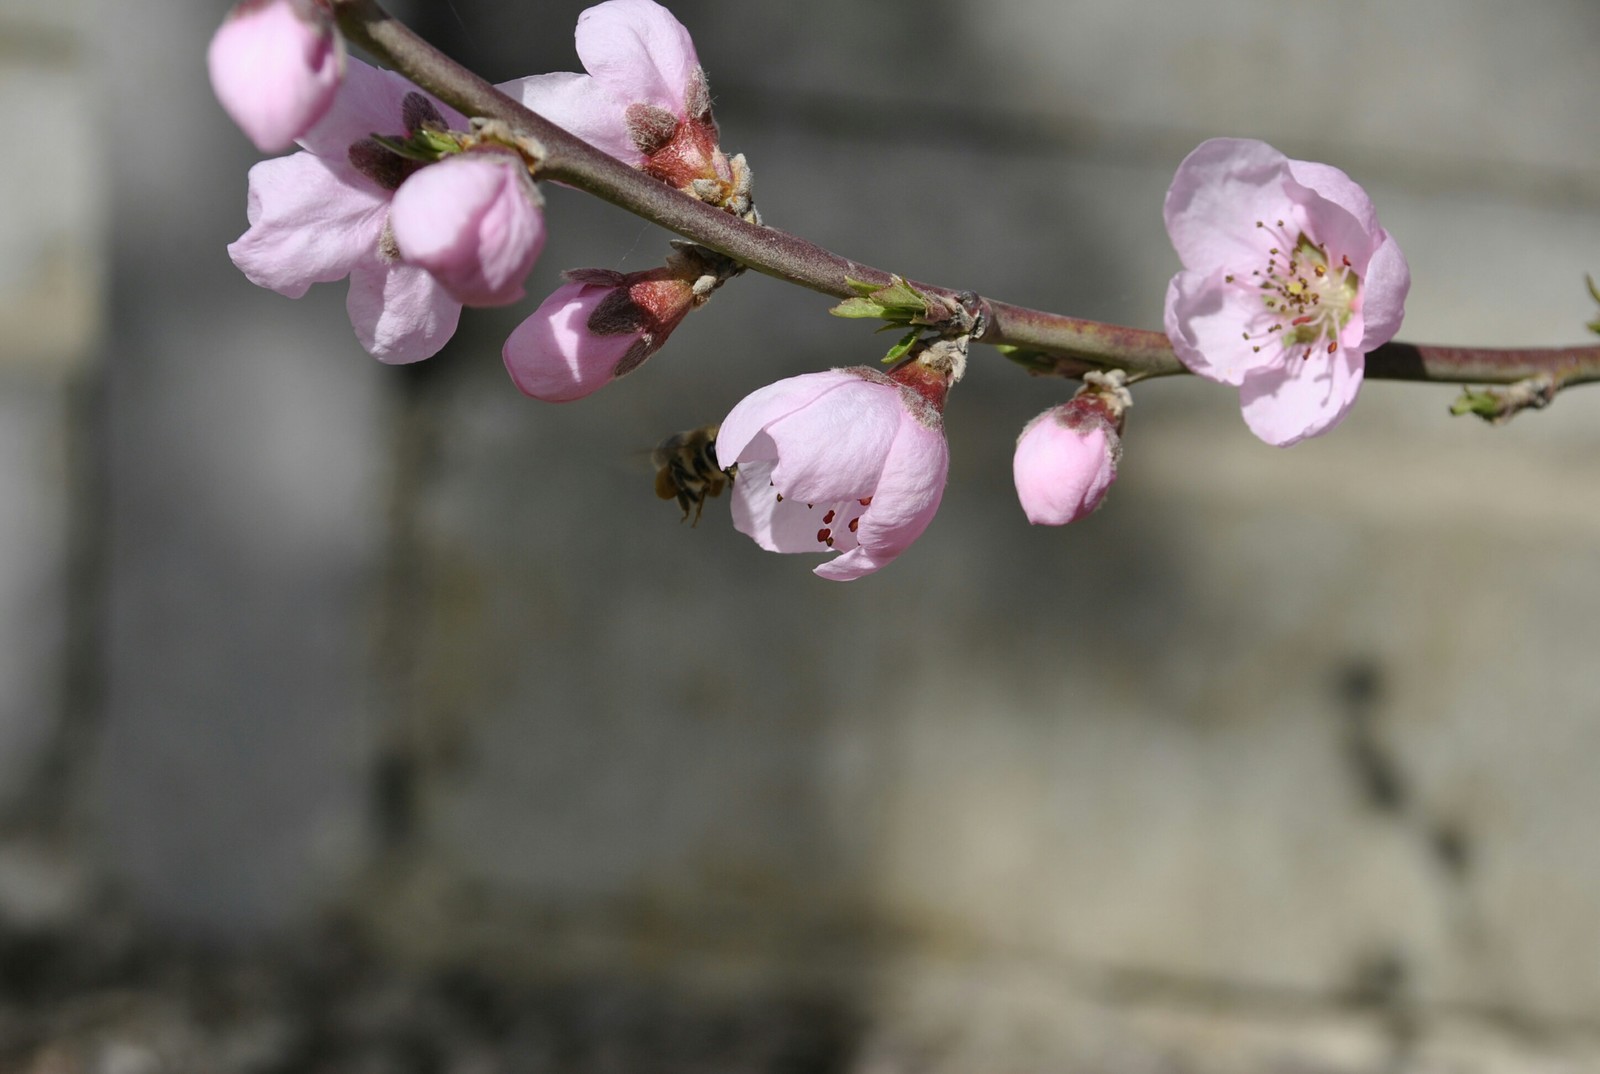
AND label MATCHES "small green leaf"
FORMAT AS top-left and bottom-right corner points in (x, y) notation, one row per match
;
(881, 329), (920, 364)
(829, 297), (892, 319)
(1587, 275), (1600, 336)
(1449, 388), (1501, 418)
(845, 277), (883, 297)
